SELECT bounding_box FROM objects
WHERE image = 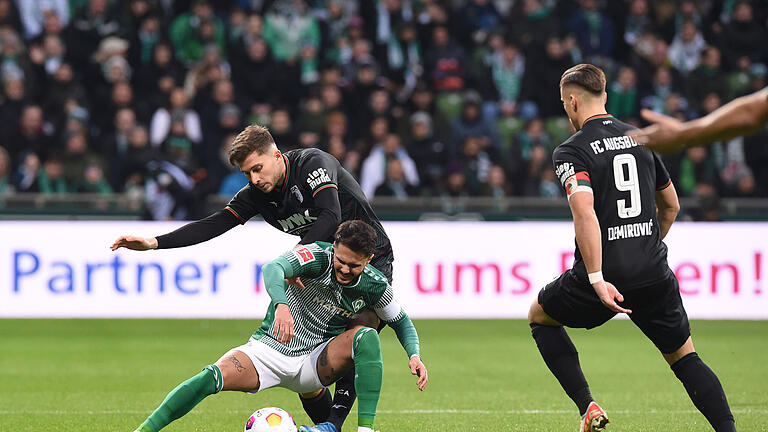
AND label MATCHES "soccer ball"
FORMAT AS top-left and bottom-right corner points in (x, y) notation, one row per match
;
(244, 407), (297, 432)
